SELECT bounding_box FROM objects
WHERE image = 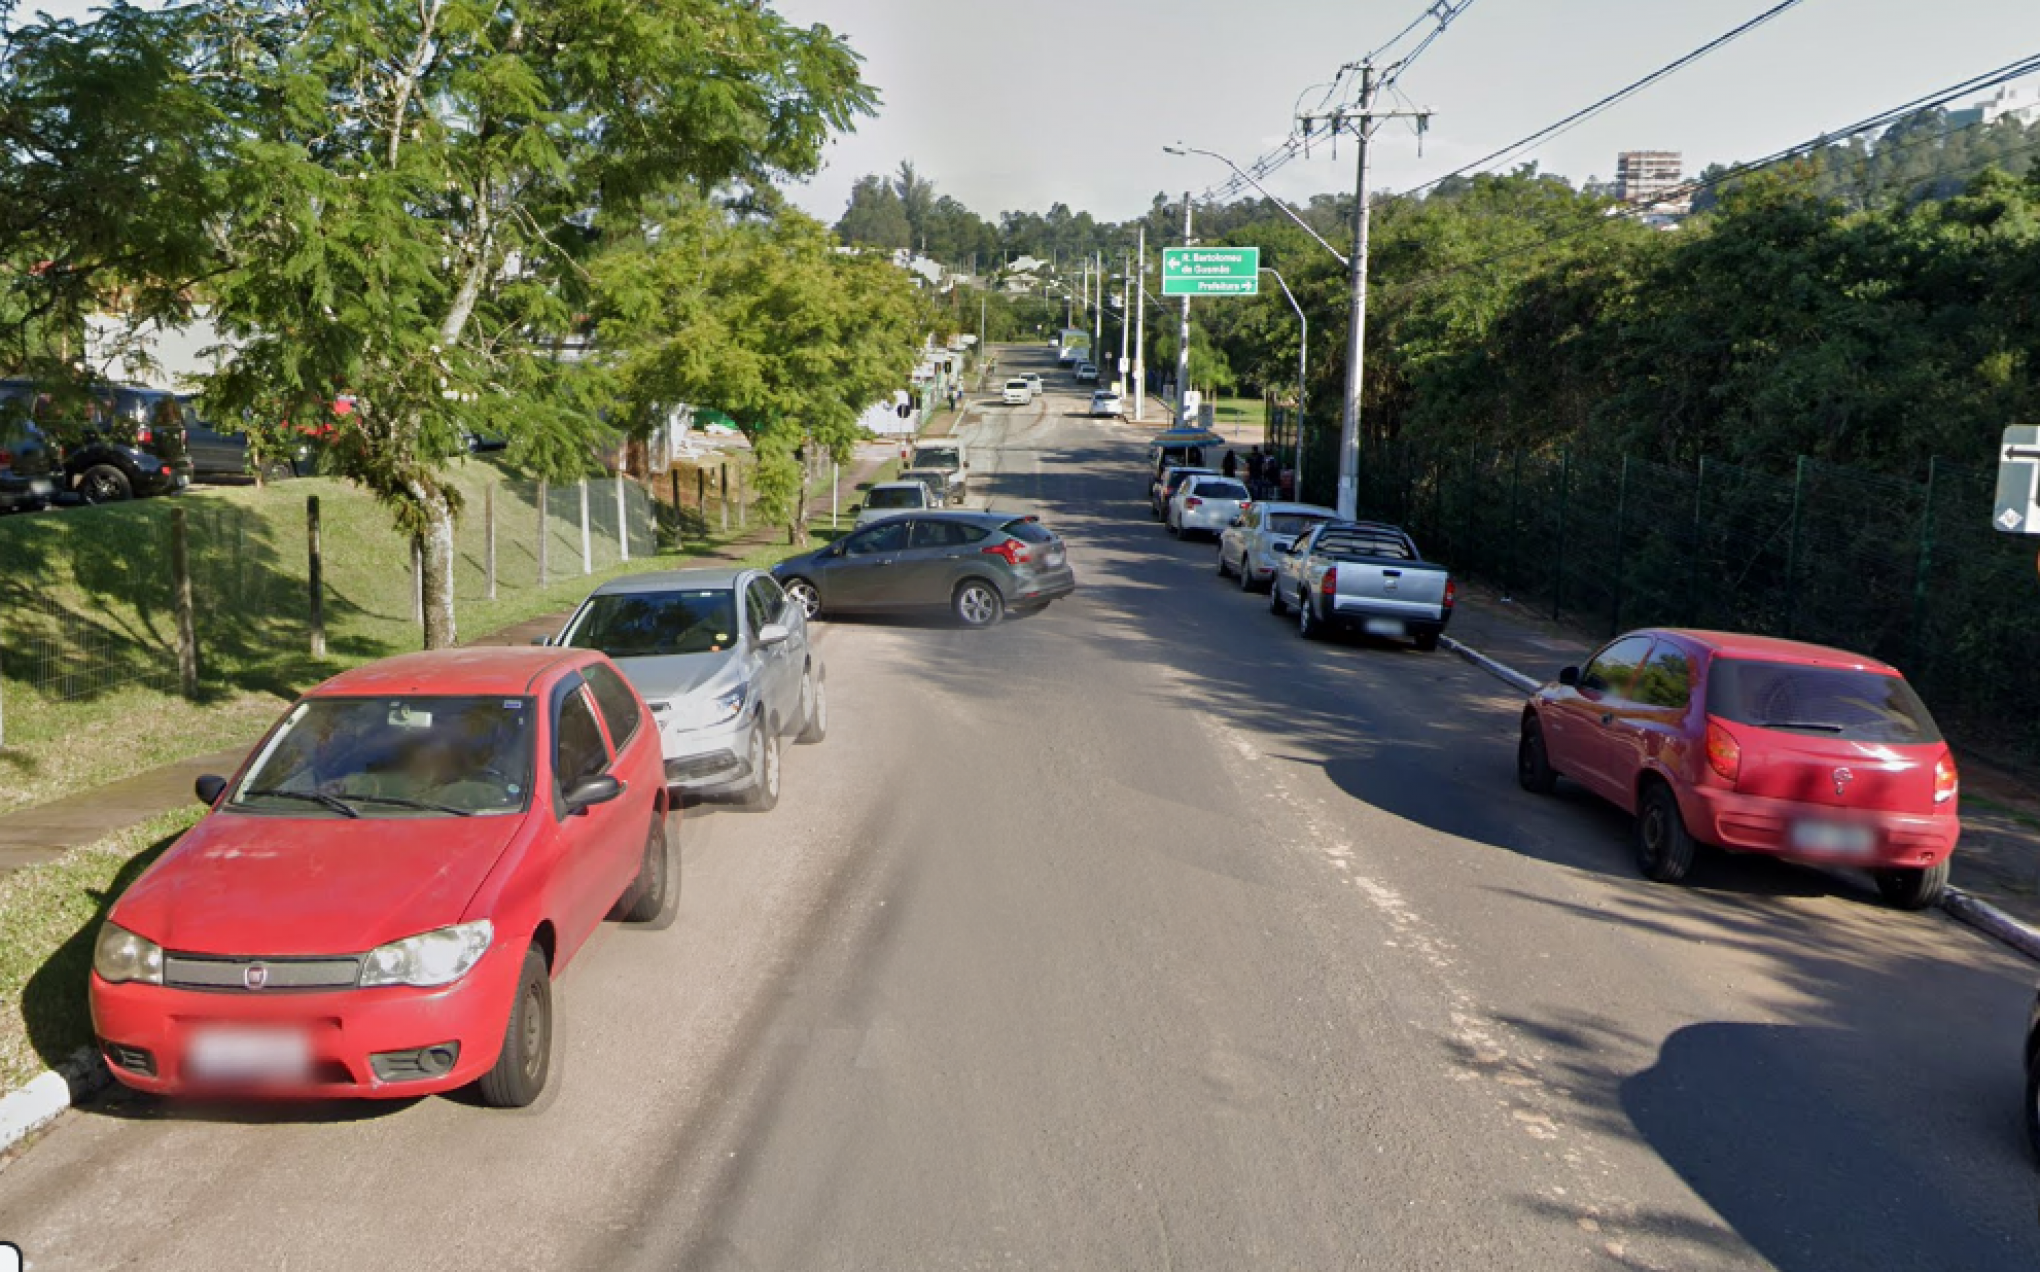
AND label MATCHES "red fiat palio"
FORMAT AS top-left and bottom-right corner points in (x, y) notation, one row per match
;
(1517, 629), (1958, 909)
(89, 646), (672, 1106)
